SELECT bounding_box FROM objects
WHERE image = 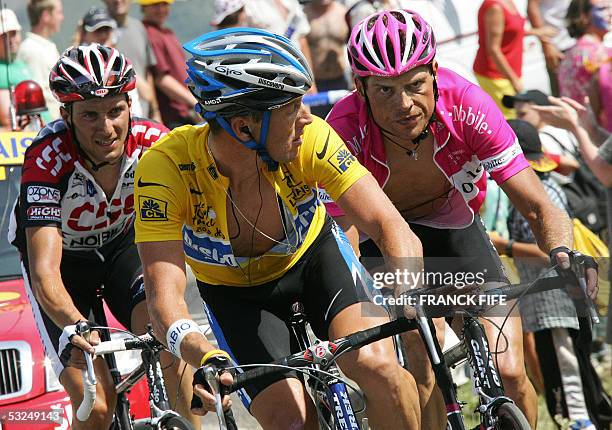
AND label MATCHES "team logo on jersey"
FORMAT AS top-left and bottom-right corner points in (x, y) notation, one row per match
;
(327, 147), (356, 174)
(139, 196), (168, 221)
(27, 186), (61, 203)
(27, 206), (61, 222)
